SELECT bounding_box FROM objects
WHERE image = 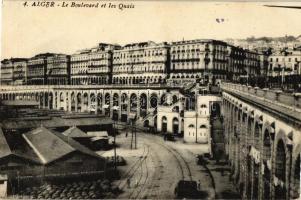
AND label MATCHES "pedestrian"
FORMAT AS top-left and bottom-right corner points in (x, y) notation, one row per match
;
(127, 178), (131, 188)
(197, 180), (201, 190)
(135, 179), (138, 187)
(125, 132), (128, 137)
